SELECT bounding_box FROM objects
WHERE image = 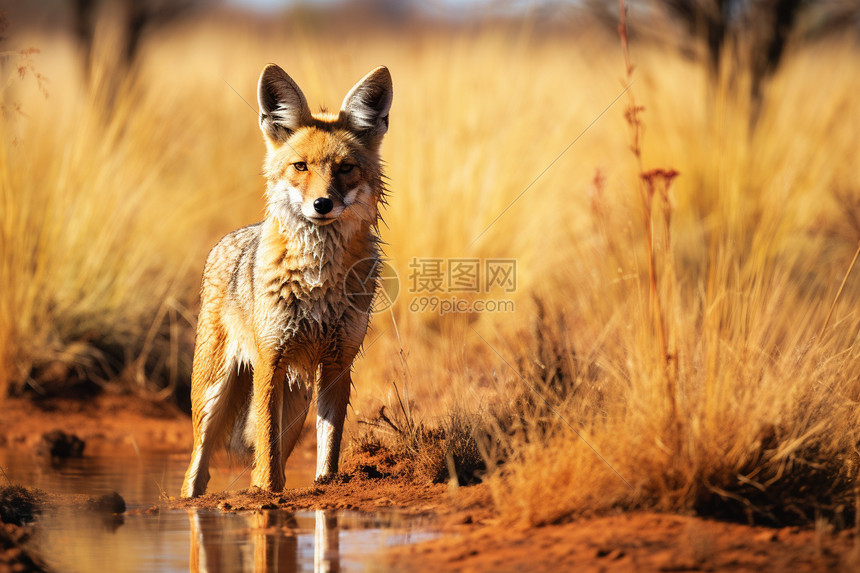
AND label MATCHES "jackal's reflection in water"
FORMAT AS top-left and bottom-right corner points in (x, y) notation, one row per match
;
(314, 511), (340, 573)
(188, 509), (340, 572)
